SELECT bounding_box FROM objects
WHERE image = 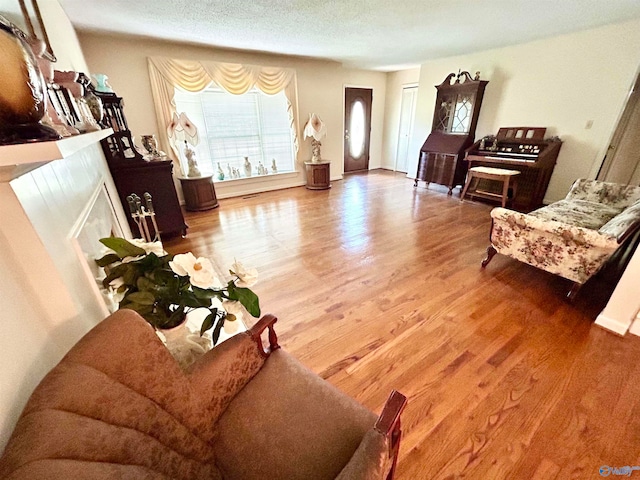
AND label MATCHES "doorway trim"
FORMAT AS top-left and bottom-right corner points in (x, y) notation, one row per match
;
(394, 83), (419, 173)
(591, 66), (640, 180)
